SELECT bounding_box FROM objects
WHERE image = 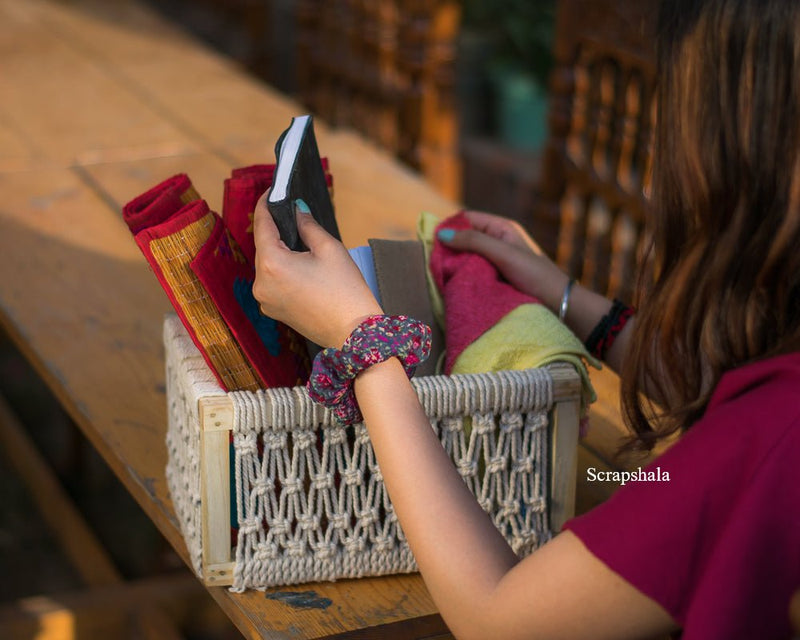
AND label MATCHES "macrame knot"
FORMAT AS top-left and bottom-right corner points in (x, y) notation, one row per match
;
(311, 473), (333, 491)
(236, 431), (258, 456)
(266, 432), (286, 450)
(486, 455), (507, 474)
(268, 519), (289, 536)
(344, 468), (362, 486)
(294, 430), (315, 450)
(357, 507), (379, 528)
(500, 412), (523, 432)
(252, 478), (271, 497)
(254, 543), (277, 561)
(327, 425), (347, 445)
(457, 460), (477, 478)
(441, 416), (462, 433)
(298, 513), (319, 531)
(374, 535), (394, 553)
(513, 458), (534, 474)
(282, 477), (302, 495)
(314, 543), (336, 561)
(473, 414), (496, 435)
(239, 517), (261, 535)
(343, 536), (366, 554)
